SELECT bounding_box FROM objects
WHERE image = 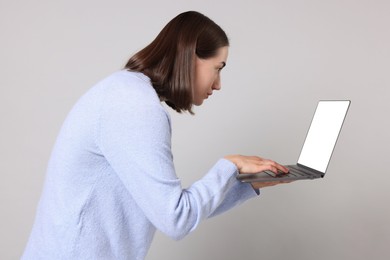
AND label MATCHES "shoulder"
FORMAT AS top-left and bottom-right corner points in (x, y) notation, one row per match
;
(97, 70), (157, 102)
(73, 70), (167, 118)
(97, 70), (171, 126)
(95, 70), (162, 111)
(97, 71), (173, 151)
